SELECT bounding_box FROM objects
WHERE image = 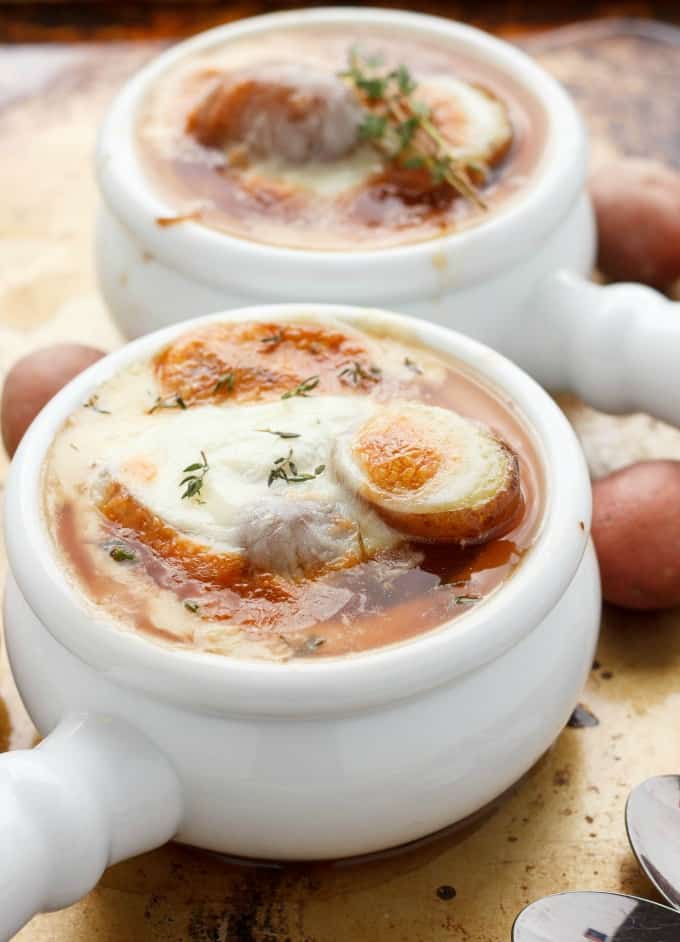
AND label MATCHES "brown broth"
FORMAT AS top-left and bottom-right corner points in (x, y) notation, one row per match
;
(136, 26), (547, 251)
